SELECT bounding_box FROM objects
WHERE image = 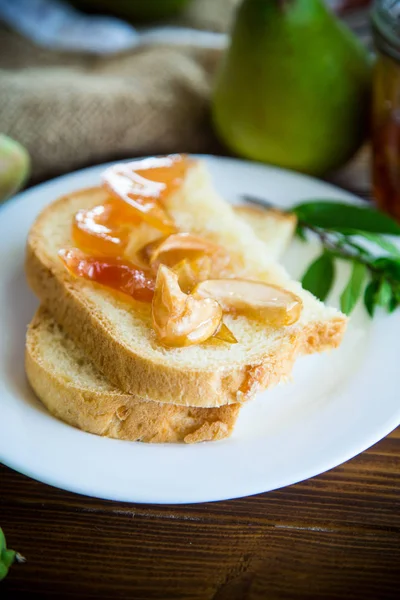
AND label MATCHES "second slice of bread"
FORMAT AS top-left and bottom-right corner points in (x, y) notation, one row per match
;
(26, 160), (347, 408)
(26, 307), (241, 443)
